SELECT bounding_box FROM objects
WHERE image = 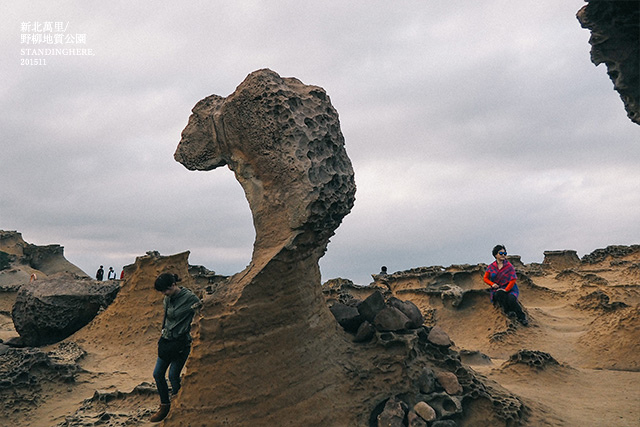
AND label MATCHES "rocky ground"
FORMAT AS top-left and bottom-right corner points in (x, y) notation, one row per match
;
(1, 237), (638, 426)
